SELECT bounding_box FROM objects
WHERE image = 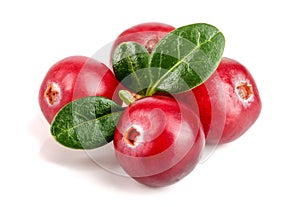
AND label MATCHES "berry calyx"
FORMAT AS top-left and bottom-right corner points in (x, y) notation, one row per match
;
(123, 125), (142, 147)
(44, 82), (61, 106)
(236, 81), (253, 102)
